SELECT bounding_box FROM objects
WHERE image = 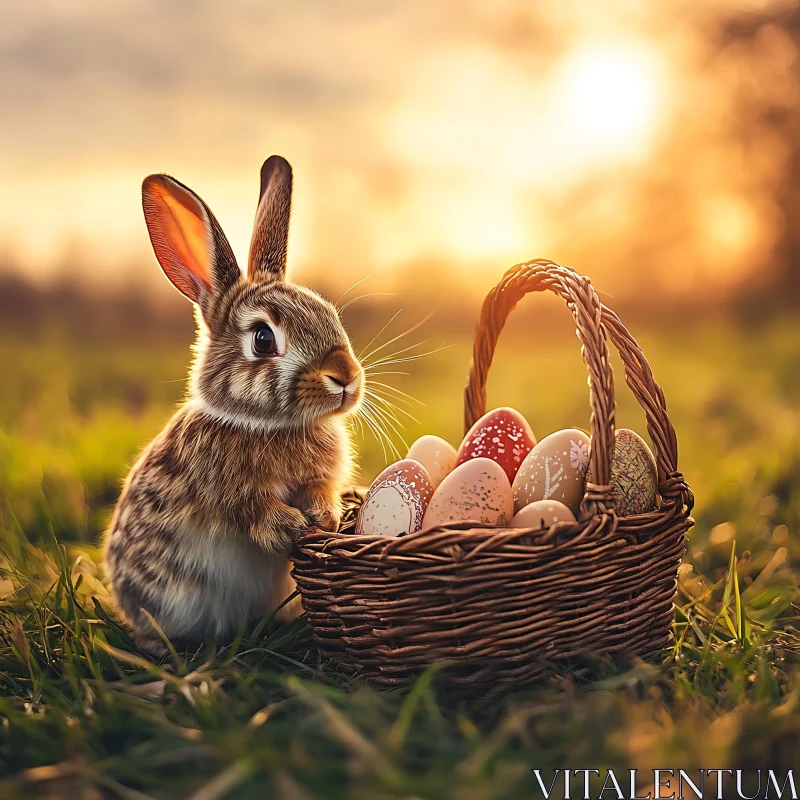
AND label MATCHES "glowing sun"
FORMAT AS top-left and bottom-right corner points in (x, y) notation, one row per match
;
(556, 40), (666, 158)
